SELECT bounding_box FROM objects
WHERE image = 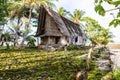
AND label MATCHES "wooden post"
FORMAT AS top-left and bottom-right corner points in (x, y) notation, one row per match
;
(87, 48), (93, 70)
